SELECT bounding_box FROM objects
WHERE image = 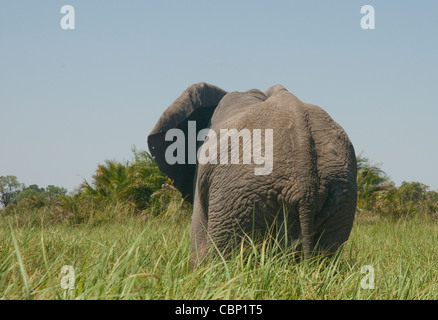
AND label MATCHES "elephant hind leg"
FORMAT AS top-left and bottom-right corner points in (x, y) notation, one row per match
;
(277, 199), (318, 259)
(313, 187), (356, 255)
(274, 205), (301, 250)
